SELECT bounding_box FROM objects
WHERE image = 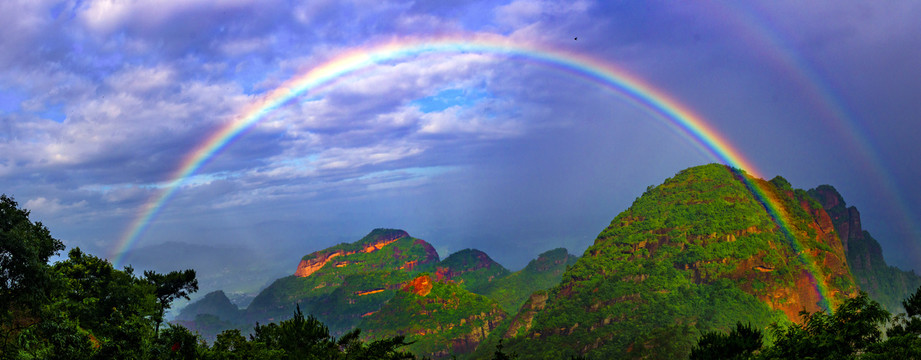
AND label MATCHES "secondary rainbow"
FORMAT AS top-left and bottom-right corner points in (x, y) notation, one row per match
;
(111, 34), (833, 310)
